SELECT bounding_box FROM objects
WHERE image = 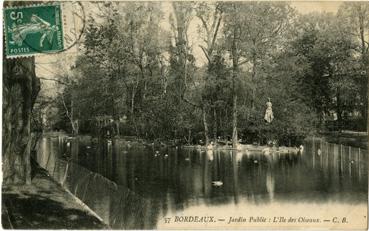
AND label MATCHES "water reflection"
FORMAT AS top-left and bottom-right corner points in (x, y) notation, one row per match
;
(37, 136), (368, 229)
